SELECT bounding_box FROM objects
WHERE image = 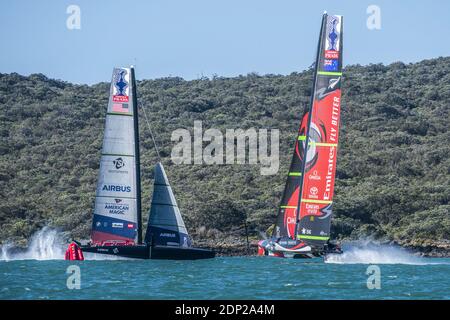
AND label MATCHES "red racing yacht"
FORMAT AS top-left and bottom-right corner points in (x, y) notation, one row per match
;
(258, 12), (344, 259)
